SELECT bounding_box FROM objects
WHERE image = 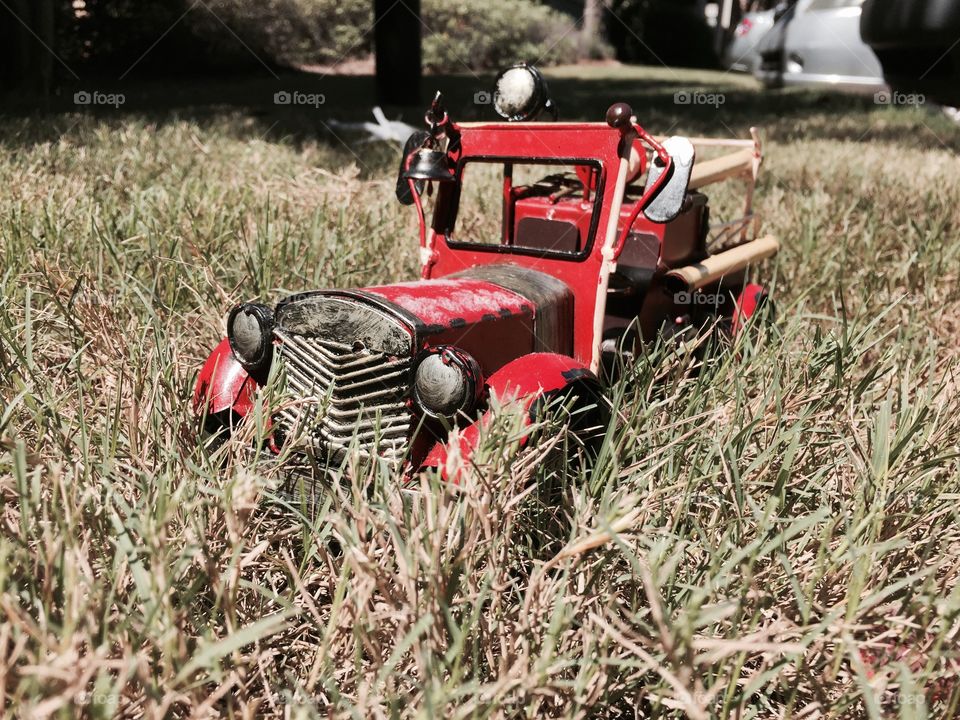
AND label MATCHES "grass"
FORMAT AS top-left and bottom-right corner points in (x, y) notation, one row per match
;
(2, 65), (960, 717)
